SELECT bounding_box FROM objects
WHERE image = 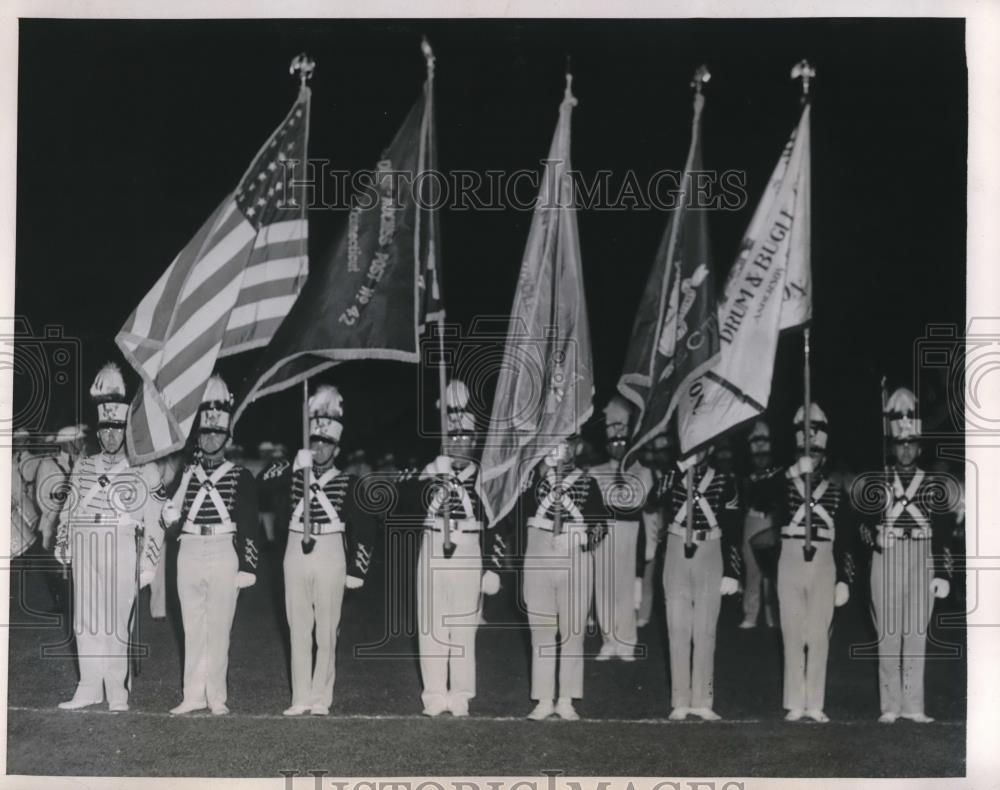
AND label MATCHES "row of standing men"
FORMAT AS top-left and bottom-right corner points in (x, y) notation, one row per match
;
(46, 364), (955, 723)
